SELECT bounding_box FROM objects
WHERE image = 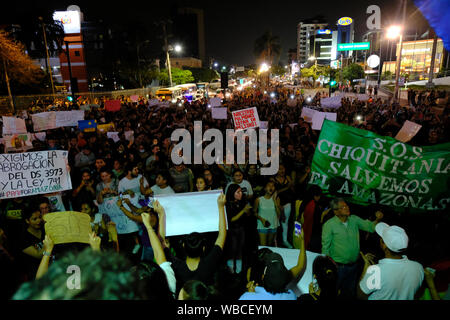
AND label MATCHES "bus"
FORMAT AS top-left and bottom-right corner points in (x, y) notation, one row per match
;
(155, 87), (183, 102)
(175, 83), (198, 101)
